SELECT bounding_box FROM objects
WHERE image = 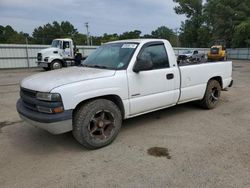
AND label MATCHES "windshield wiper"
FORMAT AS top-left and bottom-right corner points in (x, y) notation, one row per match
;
(91, 65), (109, 69)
